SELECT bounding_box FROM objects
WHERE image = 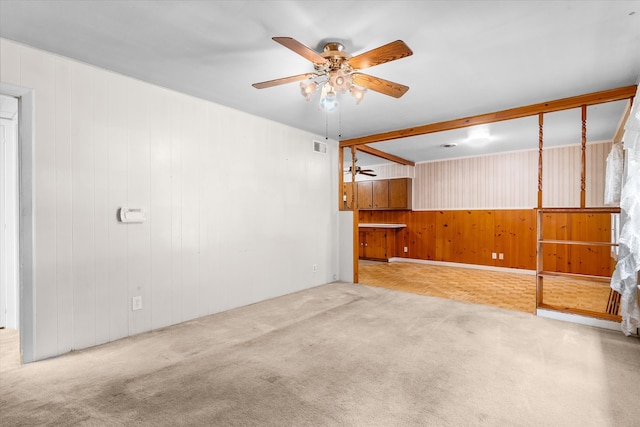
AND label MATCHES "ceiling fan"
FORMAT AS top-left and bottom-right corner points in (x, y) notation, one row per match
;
(252, 37), (413, 111)
(345, 165), (377, 177)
